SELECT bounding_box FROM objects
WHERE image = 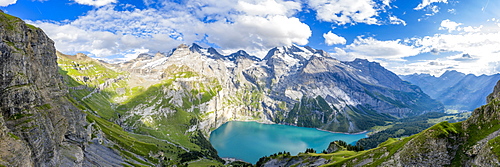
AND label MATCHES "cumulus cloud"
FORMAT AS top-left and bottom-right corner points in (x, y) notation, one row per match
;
(32, 0), (312, 59)
(0, 0), (16, 7)
(414, 0), (447, 10)
(307, 0), (382, 25)
(439, 19), (462, 32)
(73, 0), (116, 7)
(30, 20), (179, 60)
(333, 36), (419, 61)
(323, 31), (346, 45)
(400, 26), (500, 75)
(330, 20), (500, 76)
(439, 19), (484, 33)
(206, 15), (311, 50)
